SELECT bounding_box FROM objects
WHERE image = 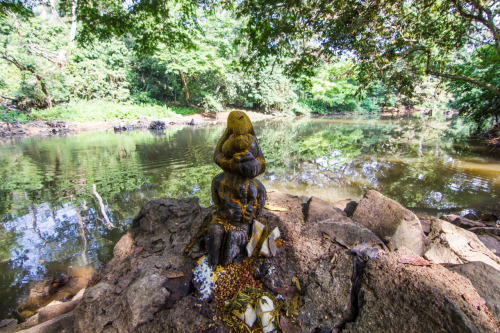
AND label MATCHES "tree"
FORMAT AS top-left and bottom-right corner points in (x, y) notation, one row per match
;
(0, 10), (69, 108)
(236, 0), (500, 121)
